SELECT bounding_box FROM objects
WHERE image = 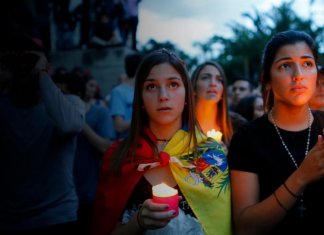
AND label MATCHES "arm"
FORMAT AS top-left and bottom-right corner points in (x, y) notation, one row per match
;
(113, 115), (131, 133)
(111, 199), (175, 235)
(82, 105), (115, 153)
(230, 171), (291, 235)
(109, 87), (132, 134)
(35, 53), (85, 134)
(82, 123), (111, 153)
(39, 72), (85, 133)
(231, 134), (324, 235)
